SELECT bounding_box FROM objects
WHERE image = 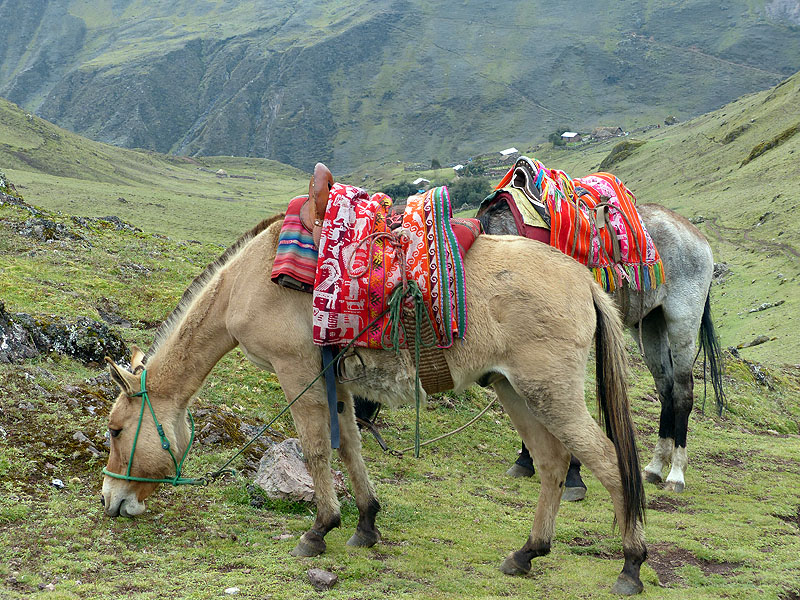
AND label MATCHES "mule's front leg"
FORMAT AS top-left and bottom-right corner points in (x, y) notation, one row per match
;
(338, 395), (381, 548)
(289, 399), (341, 557)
